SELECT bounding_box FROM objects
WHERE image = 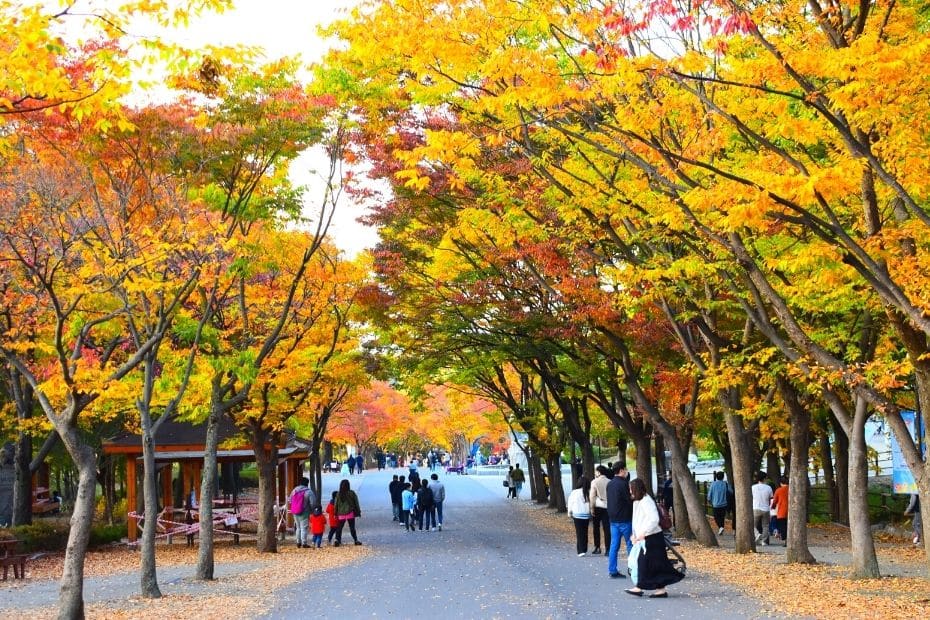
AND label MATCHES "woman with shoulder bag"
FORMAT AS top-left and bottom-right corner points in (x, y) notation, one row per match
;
(625, 478), (683, 598)
(333, 479), (363, 547)
(567, 476), (592, 556)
